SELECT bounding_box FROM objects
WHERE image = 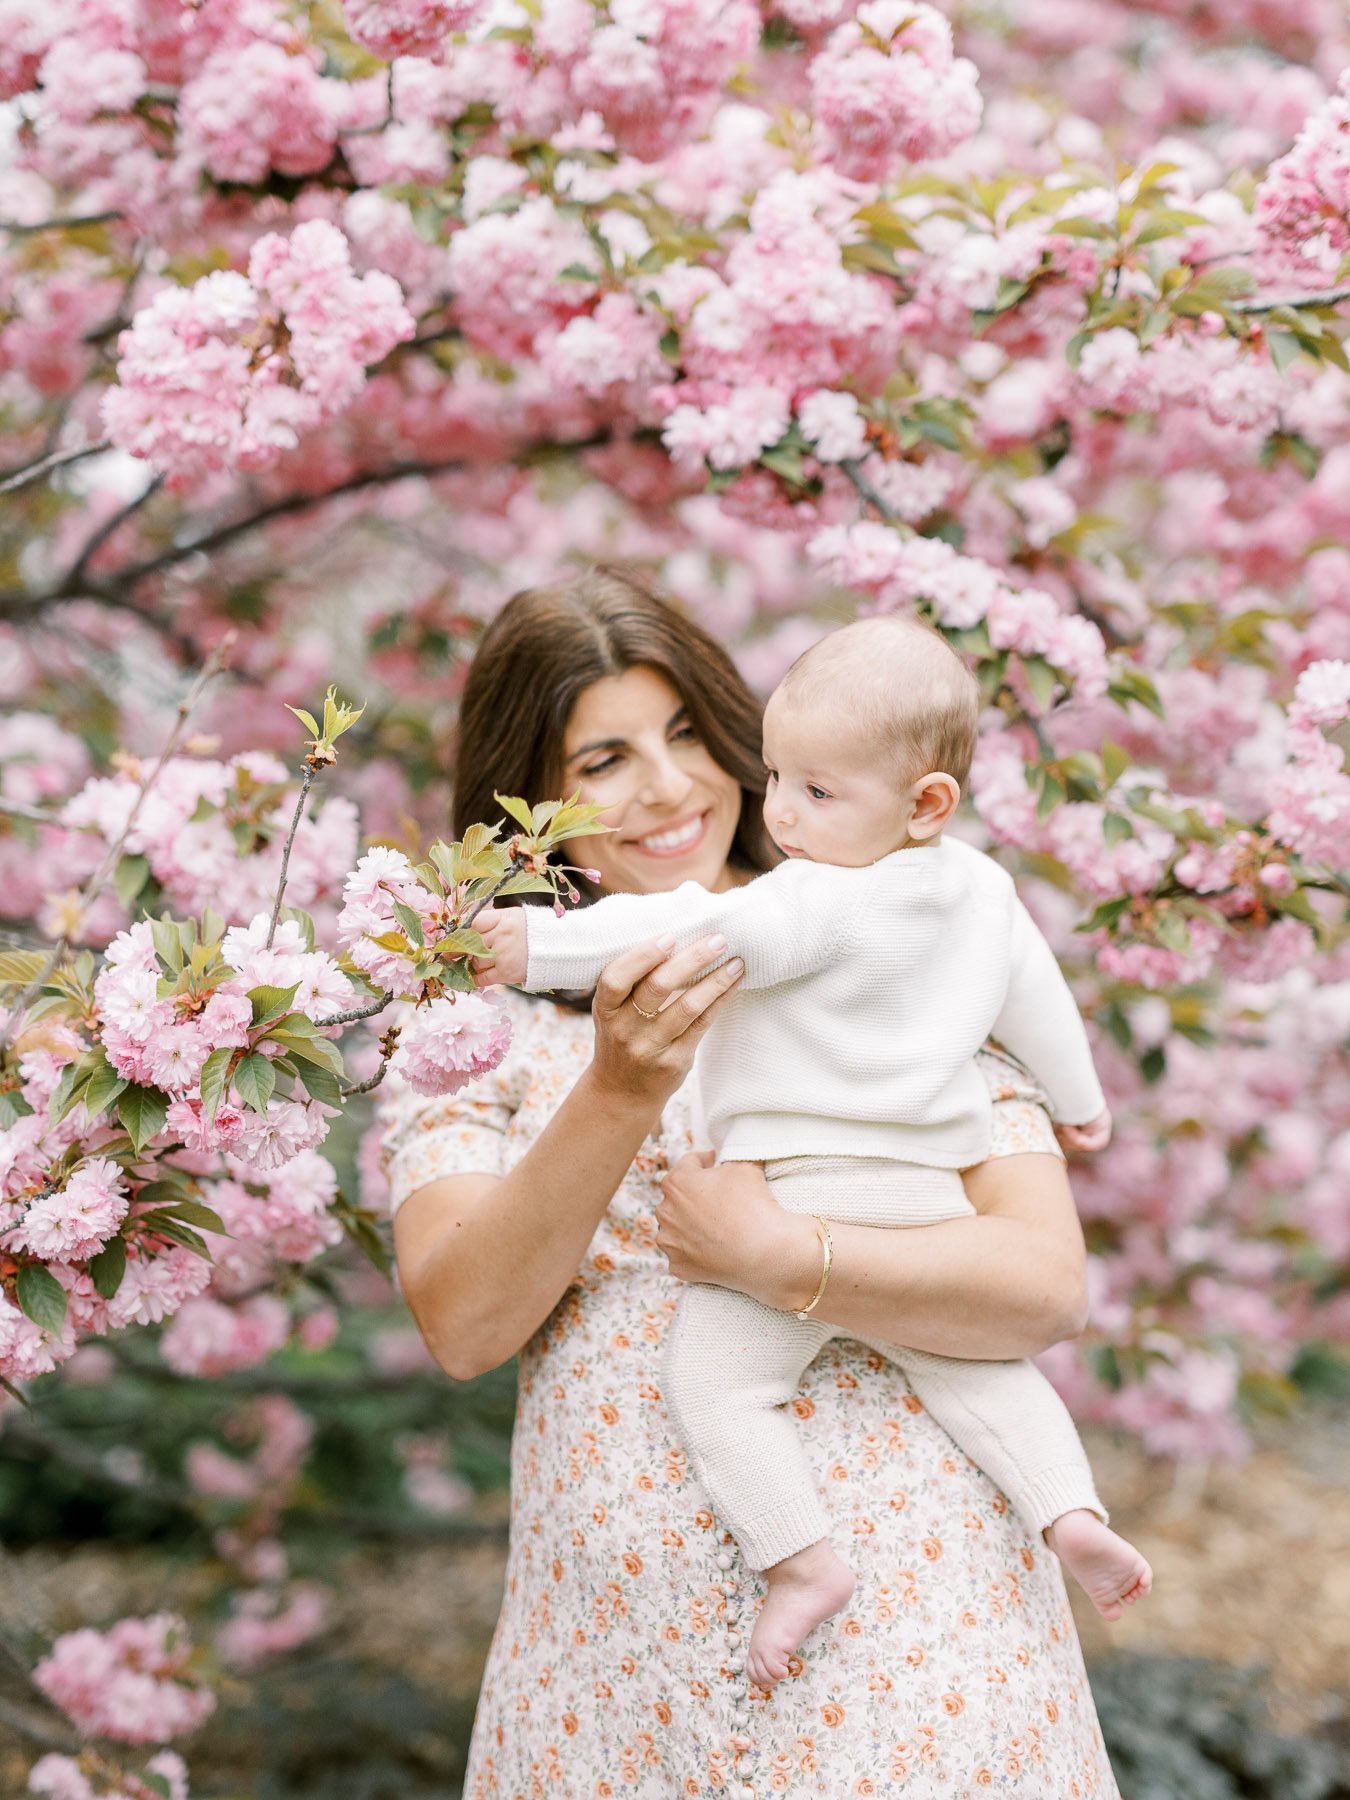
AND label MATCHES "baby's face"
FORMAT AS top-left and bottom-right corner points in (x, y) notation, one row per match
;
(760, 693), (913, 866)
